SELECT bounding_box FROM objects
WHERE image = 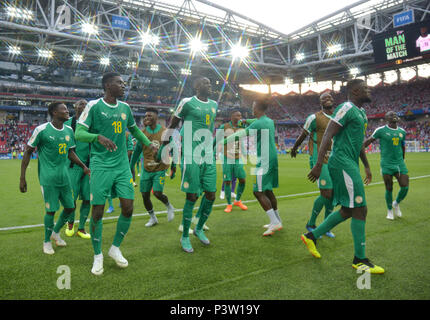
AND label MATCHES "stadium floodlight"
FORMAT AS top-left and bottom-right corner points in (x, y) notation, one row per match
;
(81, 22), (99, 35)
(284, 77), (293, 85)
(127, 61), (137, 69)
(230, 43), (249, 60)
(189, 38), (208, 54)
(8, 46), (21, 55)
(304, 77), (314, 83)
(327, 44), (342, 55)
(38, 49), (53, 59)
(6, 6), (34, 20)
(295, 52), (305, 61)
(180, 68), (192, 76)
(150, 64), (159, 72)
(141, 32), (159, 46)
(72, 54), (83, 63)
(350, 67), (360, 76)
(100, 57), (110, 66)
